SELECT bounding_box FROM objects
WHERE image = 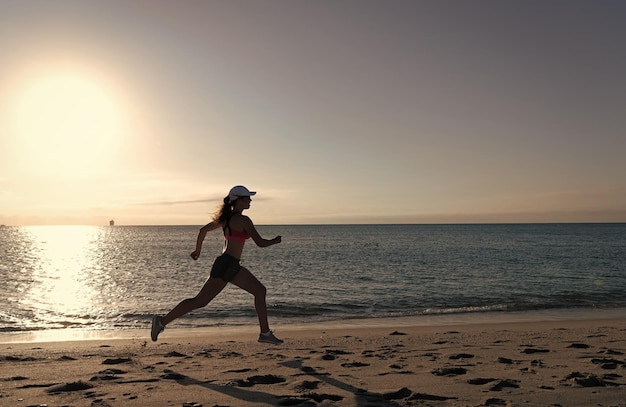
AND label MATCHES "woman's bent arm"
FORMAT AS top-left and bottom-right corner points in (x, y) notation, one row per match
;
(191, 221), (221, 260)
